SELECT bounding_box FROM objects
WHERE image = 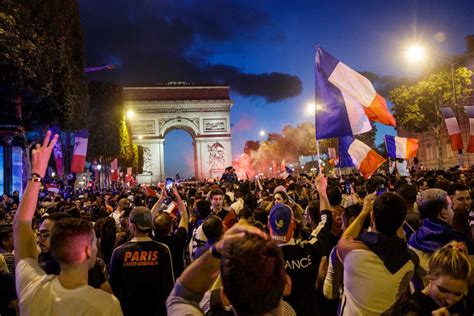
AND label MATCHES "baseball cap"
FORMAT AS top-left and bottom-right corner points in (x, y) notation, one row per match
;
(269, 204), (294, 242)
(129, 206), (154, 230)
